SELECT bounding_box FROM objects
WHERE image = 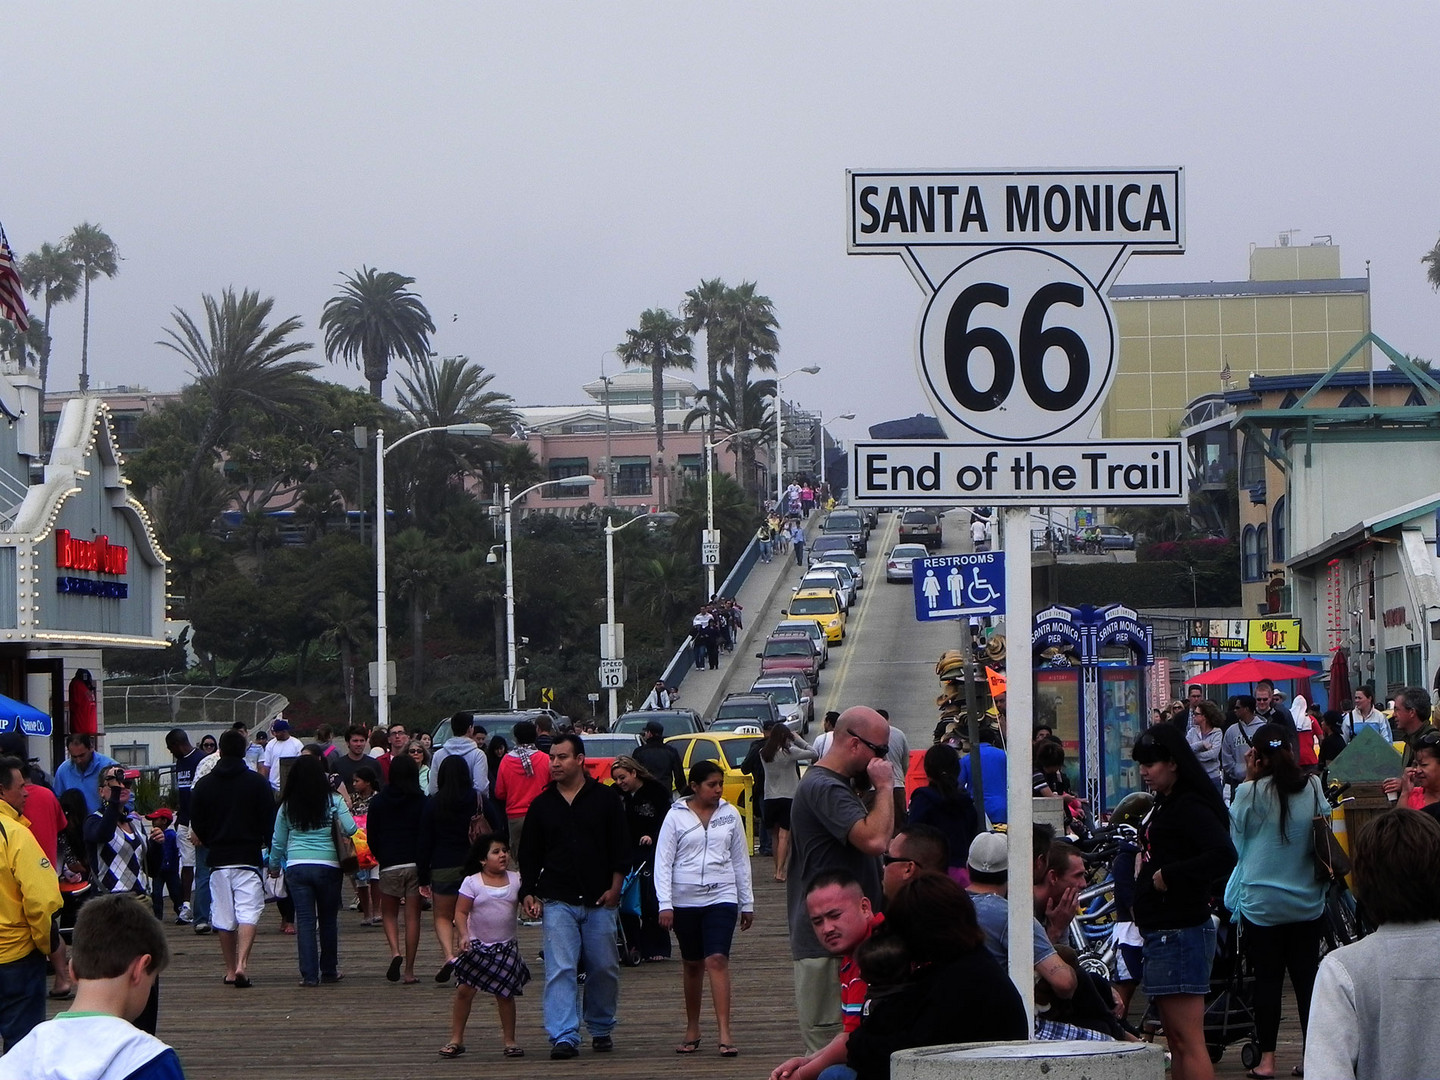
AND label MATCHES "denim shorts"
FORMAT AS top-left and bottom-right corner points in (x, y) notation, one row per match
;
(671, 903), (738, 961)
(1141, 922), (1216, 997)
